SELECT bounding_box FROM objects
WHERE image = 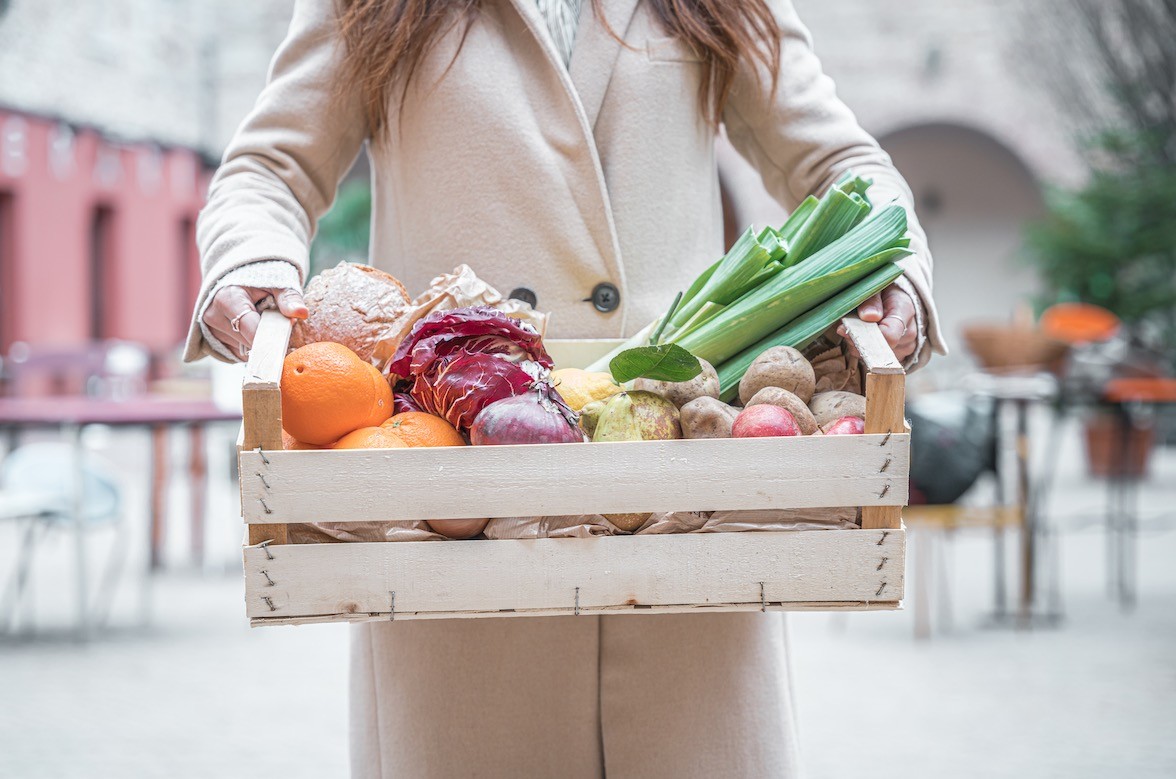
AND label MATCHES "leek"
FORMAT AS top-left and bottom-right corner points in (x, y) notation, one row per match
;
(717, 263), (906, 399)
(778, 196), (819, 243)
(581, 171), (912, 378)
(674, 246), (910, 366)
(669, 227), (771, 329)
(785, 188), (870, 267)
(670, 207), (909, 365)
